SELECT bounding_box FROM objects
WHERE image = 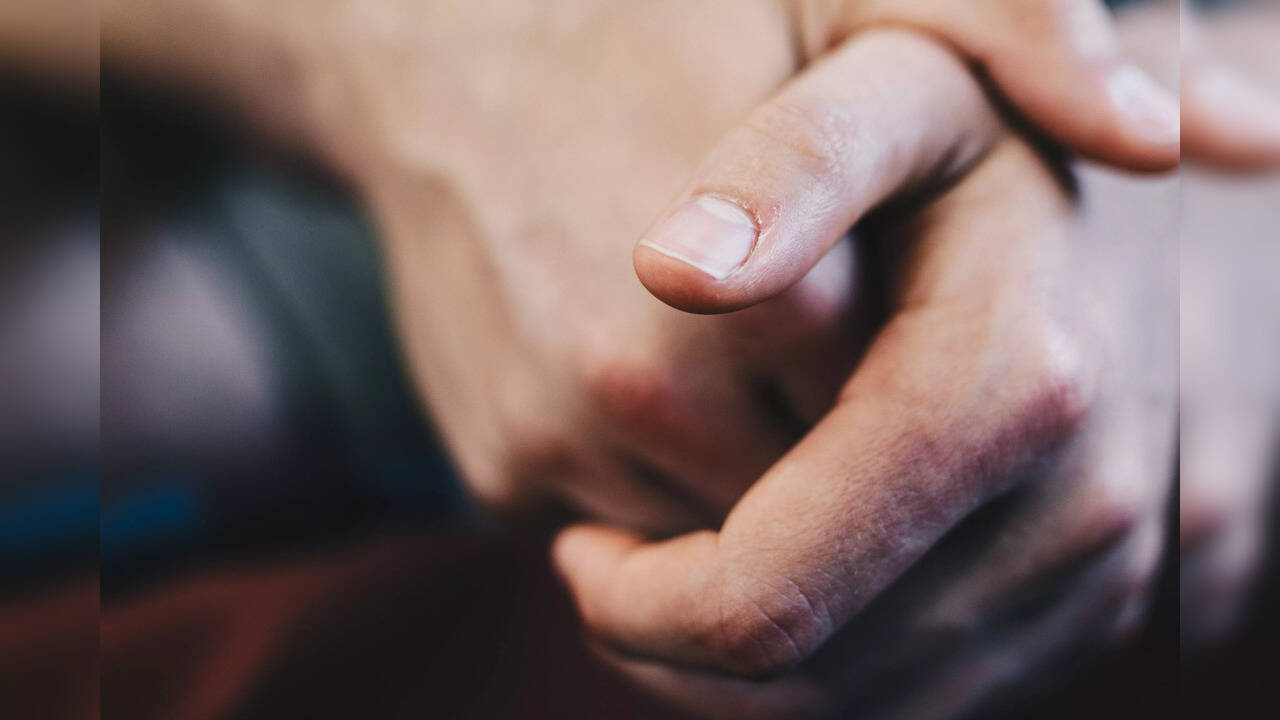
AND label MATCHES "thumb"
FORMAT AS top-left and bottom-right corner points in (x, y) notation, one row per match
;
(633, 29), (1001, 314)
